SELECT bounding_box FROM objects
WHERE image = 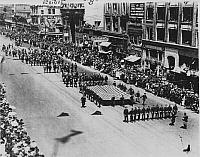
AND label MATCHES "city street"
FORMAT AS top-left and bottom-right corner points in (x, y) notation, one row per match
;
(0, 35), (199, 157)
